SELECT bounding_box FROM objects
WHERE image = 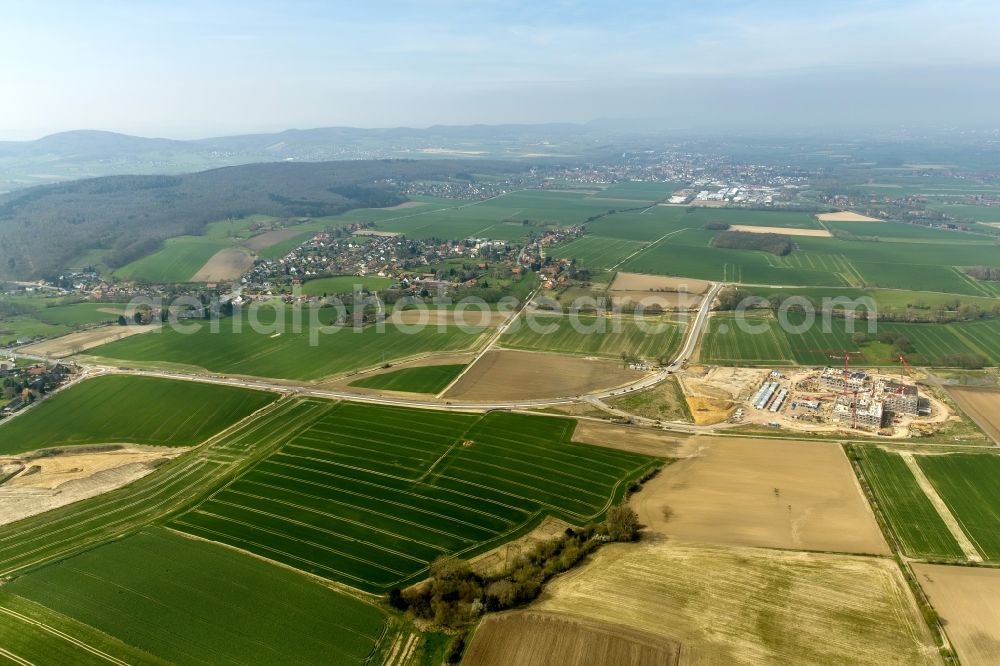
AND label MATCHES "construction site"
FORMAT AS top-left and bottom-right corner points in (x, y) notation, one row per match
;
(730, 354), (946, 437)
